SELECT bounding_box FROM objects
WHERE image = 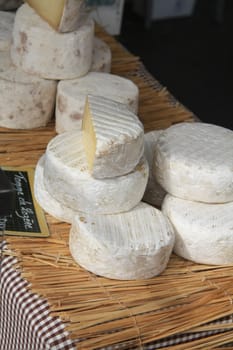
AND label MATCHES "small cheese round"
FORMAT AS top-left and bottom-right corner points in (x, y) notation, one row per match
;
(0, 51), (57, 129)
(70, 202), (175, 280)
(162, 194), (233, 265)
(34, 156), (75, 223)
(43, 130), (149, 214)
(10, 3), (94, 79)
(143, 130), (166, 207)
(91, 37), (111, 73)
(55, 72), (139, 133)
(0, 11), (15, 51)
(154, 122), (233, 203)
